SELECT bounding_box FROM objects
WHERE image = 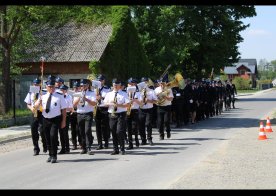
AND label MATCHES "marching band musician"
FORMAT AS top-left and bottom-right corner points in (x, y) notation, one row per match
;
(70, 81), (82, 150)
(138, 77), (157, 146)
(58, 84), (73, 154)
(126, 78), (141, 149)
(34, 78), (67, 163)
(103, 78), (130, 155)
(154, 78), (174, 140)
(24, 78), (47, 156)
(73, 79), (97, 155)
(95, 74), (111, 150)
